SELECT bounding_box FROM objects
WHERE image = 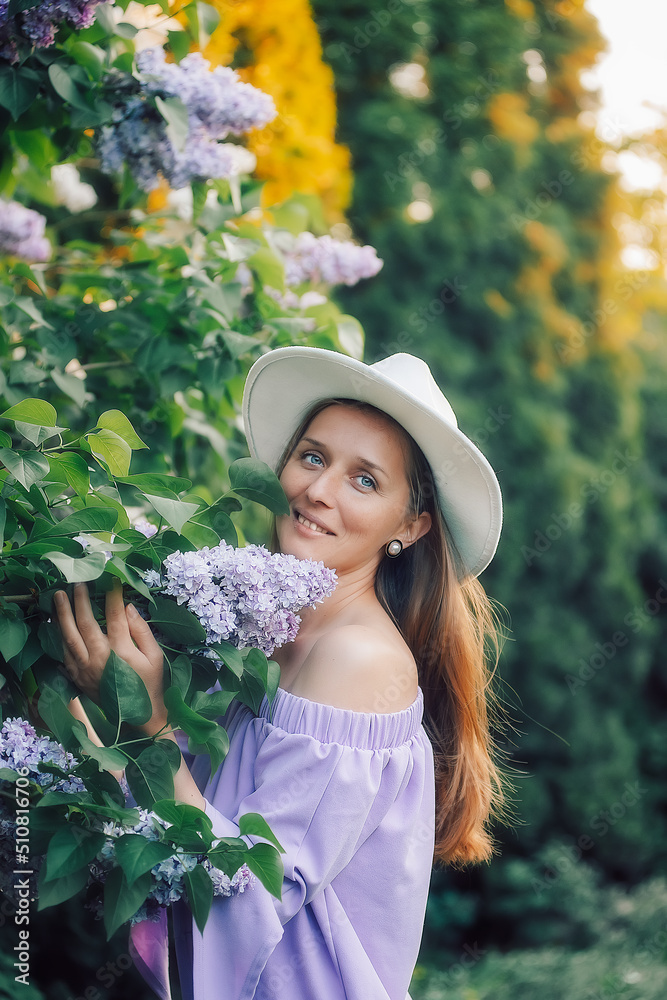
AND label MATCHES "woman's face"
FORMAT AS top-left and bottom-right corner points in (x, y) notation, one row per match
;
(277, 404), (431, 575)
